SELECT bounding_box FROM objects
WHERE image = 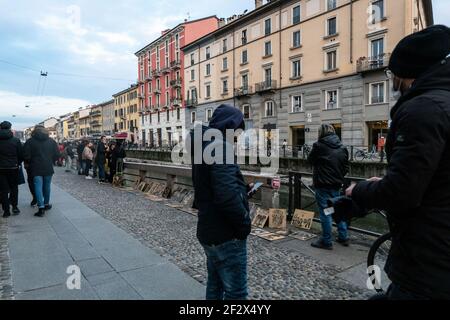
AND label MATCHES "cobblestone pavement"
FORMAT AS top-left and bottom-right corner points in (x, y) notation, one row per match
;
(53, 168), (372, 300)
(0, 217), (13, 300)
